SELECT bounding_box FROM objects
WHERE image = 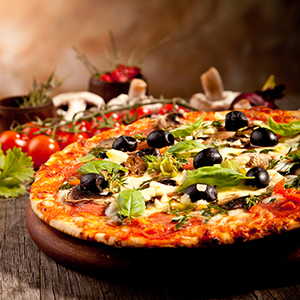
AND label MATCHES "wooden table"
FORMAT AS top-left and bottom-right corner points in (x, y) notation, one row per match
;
(1, 193), (300, 300)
